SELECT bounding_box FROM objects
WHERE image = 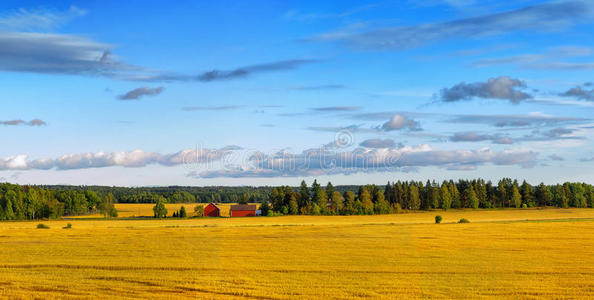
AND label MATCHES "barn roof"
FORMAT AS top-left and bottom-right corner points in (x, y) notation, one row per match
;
(230, 204), (257, 211)
(207, 202), (221, 210)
